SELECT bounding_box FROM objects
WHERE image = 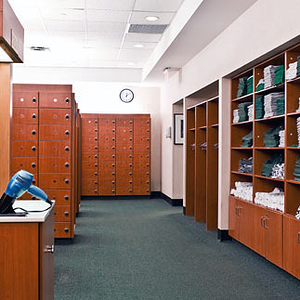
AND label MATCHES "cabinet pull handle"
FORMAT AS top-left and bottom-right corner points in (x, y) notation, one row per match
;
(65, 98), (69, 103)
(112, 172), (115, 176)
(298, 232), (300, 244)
(260, 216), (264, 227)
(31, 130), (36, 135)
(31, 163), (36, 168)
(64, 227), (69, 233)
(65, 162), (69, 168)
(64, 195), (69, 200)
(32, 179), (36, 184)
(65, 114), (70, 119)
(32, 113), (36, 119)
(112, 190), (115, 193)
(65, 130), (70, 136)
(64, 211), (69, 217)
(31, 146), (36, 151)
(264, 217), (268, 229)
(95, 172), (98, 176)
(32, 97), (37, 103)
(44, 245), (55, 254)
(65, 179), (69, 184)
(65, 146), (70, 151)
(94, 181), (97, 185)
(112, 181), (115, 184)
(95, 155), (97, 158)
